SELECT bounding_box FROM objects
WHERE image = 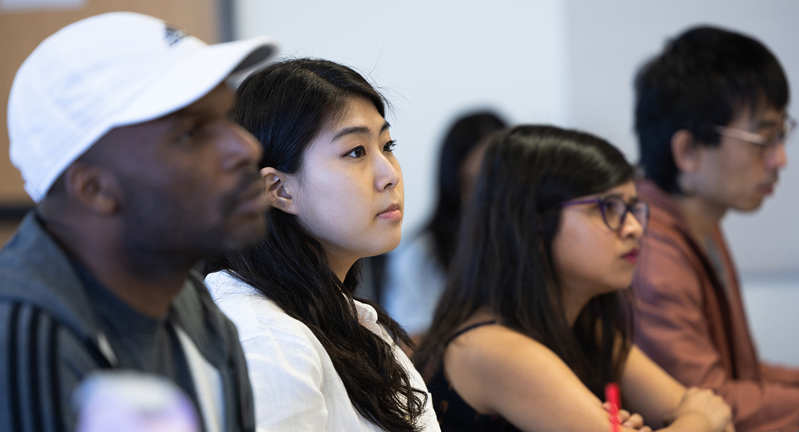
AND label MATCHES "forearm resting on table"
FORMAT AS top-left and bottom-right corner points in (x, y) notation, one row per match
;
(663, 413), (713, 432)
